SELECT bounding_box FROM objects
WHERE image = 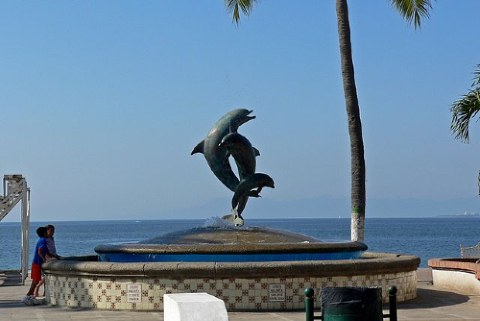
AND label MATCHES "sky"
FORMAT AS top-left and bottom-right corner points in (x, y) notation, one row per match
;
(1, 1), (479, 222)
